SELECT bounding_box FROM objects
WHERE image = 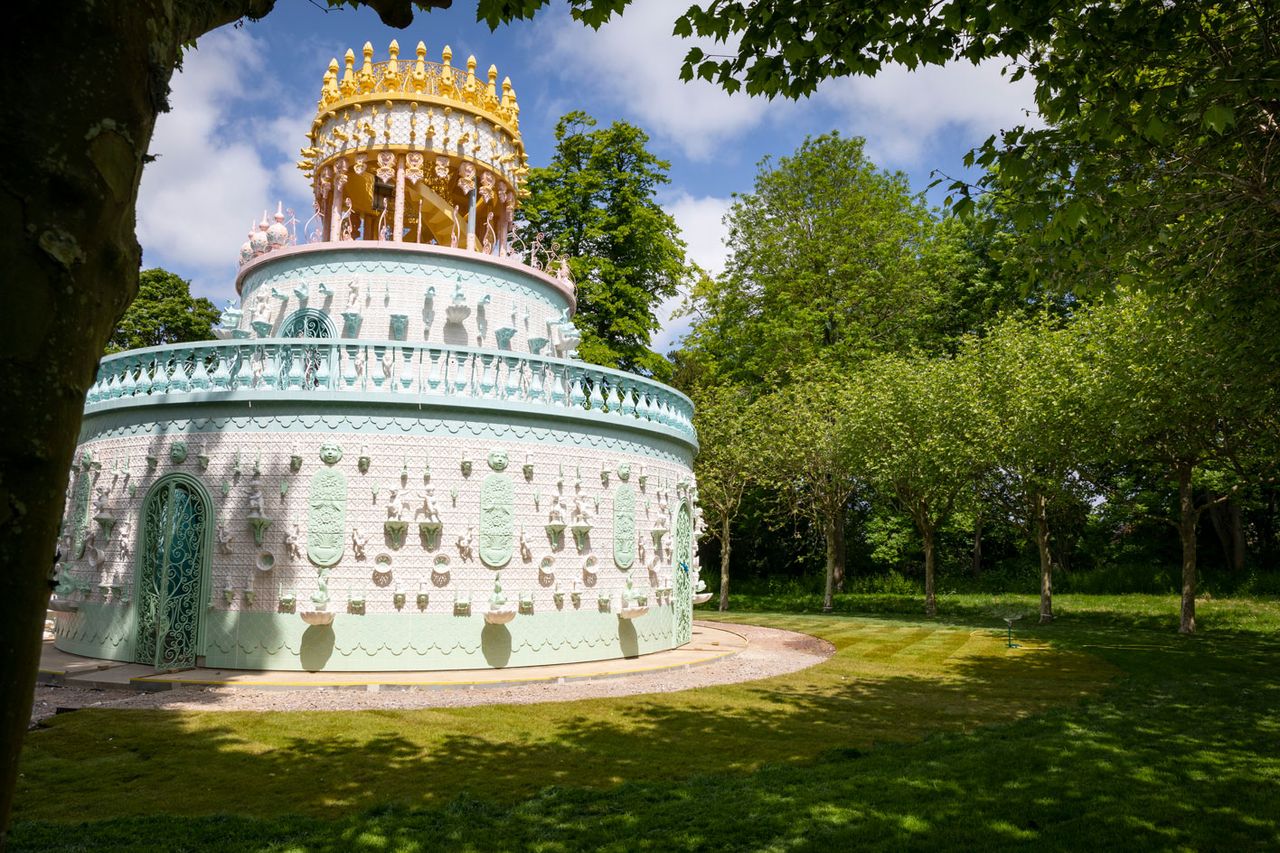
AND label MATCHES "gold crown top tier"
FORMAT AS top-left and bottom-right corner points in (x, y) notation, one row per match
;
(298, 41), (528, 252)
